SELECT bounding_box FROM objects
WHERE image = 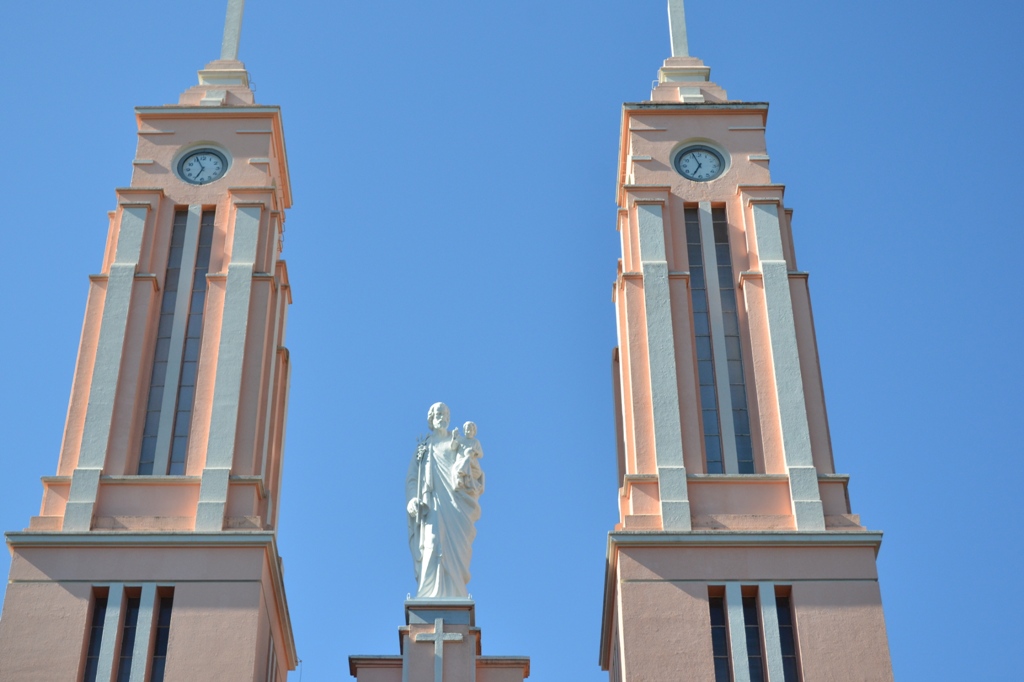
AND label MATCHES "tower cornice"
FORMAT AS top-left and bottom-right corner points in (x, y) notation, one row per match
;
(623, 101), (769, 116)
(616, 103), (771, 204)
(7, 530), (298, 668)
(599, 530), (885, 668)
(134, 105), (293, 209)
(607, 530), (884, 550)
